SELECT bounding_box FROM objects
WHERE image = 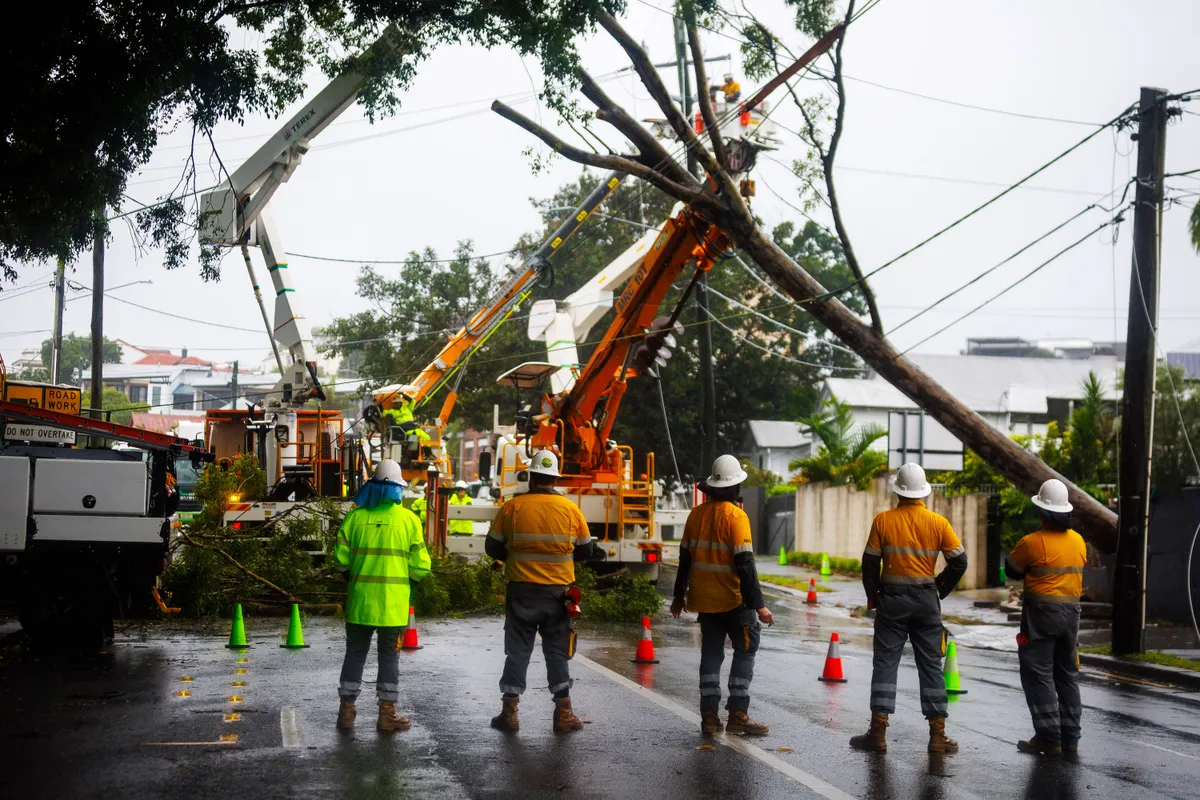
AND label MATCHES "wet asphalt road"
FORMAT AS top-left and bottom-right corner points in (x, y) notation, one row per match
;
(2, 581), (1200, 799)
